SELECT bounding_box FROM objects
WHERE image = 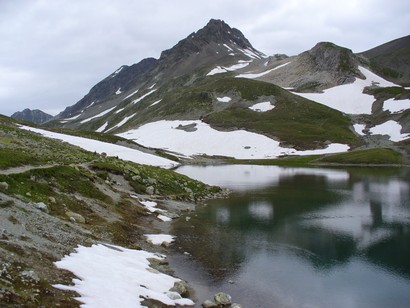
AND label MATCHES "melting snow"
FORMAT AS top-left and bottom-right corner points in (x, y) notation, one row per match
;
(115, 107), (125, 114)
(19, 126), (178, 168)
(118, 120), (349, 159)
(96, 122), (108, 133)
(53, 243), (194, 307)
(115, 88), (122, 95)
(216, 96), (232, 103)
(144, 234), (175, 245)
(80, 107), (116, 124)
(207, 62), (250, 76)
(150, 99), (162, 107)
(132, 89), (157, 104)
(383, 98), (410, 113)
(105, 114), (135, 132)
(369, 120), (410, 142)
(236, 62), (291, 79)
(122, 89), (139, 101)
(148, 83), (156, 89)
(297, 67), (397, 114)
(249, 101), (275, 112)
(353, 124), (366, 136)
